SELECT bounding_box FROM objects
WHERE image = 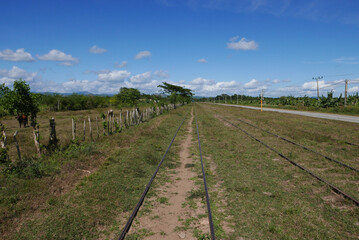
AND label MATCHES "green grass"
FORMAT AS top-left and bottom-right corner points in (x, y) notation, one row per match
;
(194, 103), (359, 239)
(1, 104), (191, 239)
